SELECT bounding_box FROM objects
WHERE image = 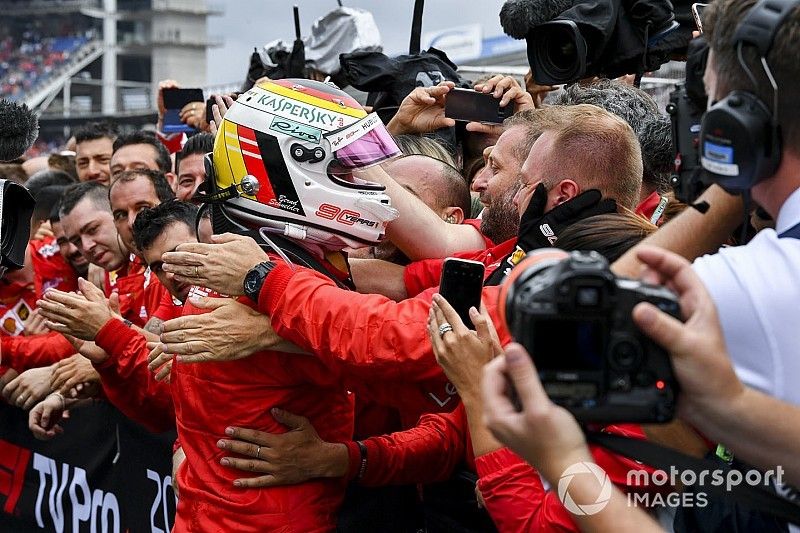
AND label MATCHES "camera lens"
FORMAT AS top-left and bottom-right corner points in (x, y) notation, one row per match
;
(576, 287), (600, 307)
(529, 20), (587, 85)
(610, 339), (642, 371)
